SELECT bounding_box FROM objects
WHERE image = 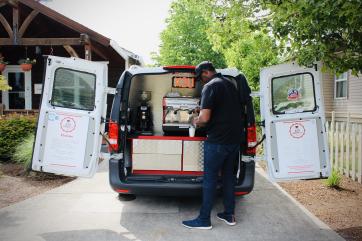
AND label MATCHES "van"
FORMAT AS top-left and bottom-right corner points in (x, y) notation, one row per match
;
(31, 56), (331, 197)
